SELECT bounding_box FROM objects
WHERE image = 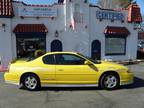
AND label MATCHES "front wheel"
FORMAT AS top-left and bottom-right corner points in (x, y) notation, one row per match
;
(22, 74), (40, 91)
(100, 73), (120, 90)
